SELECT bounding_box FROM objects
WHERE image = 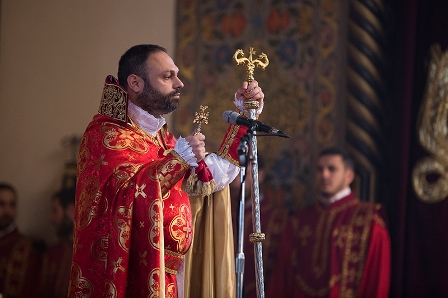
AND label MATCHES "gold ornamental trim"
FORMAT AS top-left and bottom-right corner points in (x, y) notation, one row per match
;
(98, 75), (128, 123)
(249, 232), (266, 243)
(413, 158), (448, 203)
(413, 44), (448, 203)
